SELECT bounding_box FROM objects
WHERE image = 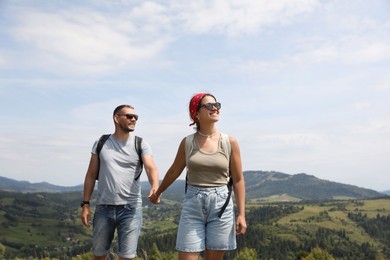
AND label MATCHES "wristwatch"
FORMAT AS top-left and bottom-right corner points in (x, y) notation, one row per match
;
(80, 201), (90, 207)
